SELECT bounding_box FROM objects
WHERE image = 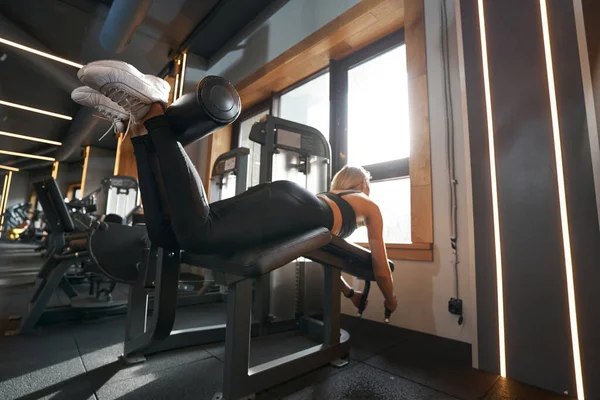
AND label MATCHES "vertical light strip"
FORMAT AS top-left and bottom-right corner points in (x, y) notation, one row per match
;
(174, 73), (180, 102)
(0, 173), (9, 236)
(0, 171), (13, 238)
(114, 133), (123, 176)
(51, 161), (59, 179)
(539, 1), (585, 398)
(179, 52), (188, 99)
(80, 146), (90, 198)
(477, 0), (507, 377)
